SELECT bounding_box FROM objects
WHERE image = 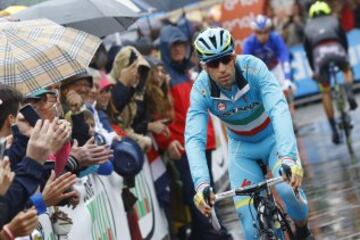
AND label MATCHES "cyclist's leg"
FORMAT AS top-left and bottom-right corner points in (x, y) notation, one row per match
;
(330, 42), (358, 110)
(268, 136), (309, 223)
(227, 139), (267, 240)
(313, 44), (341, 143)
(341, 63), (358, 110)
(319, 64), (341, 144)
